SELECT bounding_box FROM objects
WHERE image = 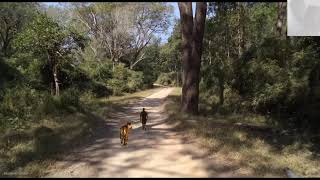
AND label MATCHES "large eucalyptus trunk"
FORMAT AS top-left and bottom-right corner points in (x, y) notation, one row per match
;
(179, 2), (193, 113)
(178, 2), (207, 114)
